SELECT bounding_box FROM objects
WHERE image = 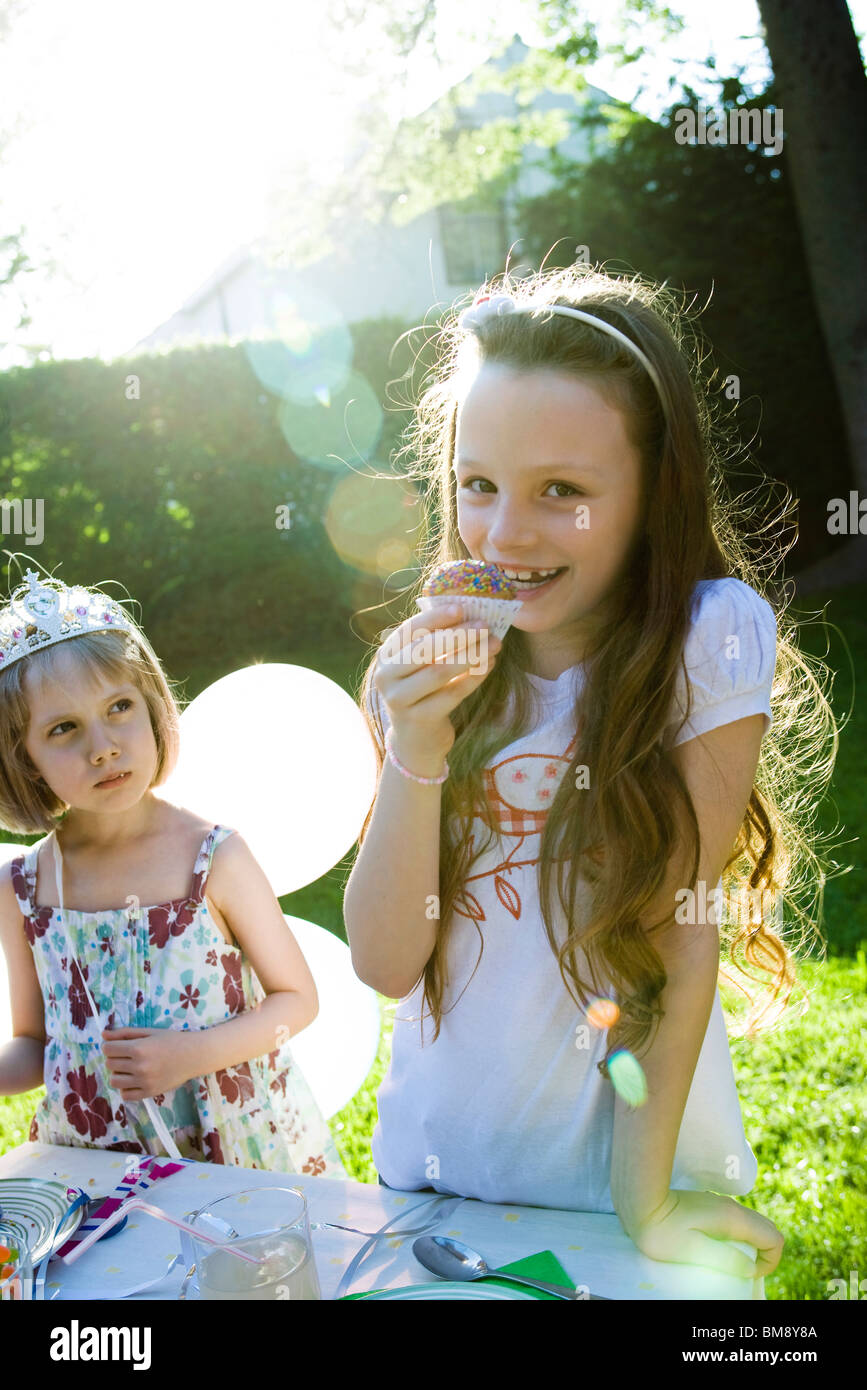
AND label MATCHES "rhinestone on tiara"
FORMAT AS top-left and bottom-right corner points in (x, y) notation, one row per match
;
(0, 570), (134, 669)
